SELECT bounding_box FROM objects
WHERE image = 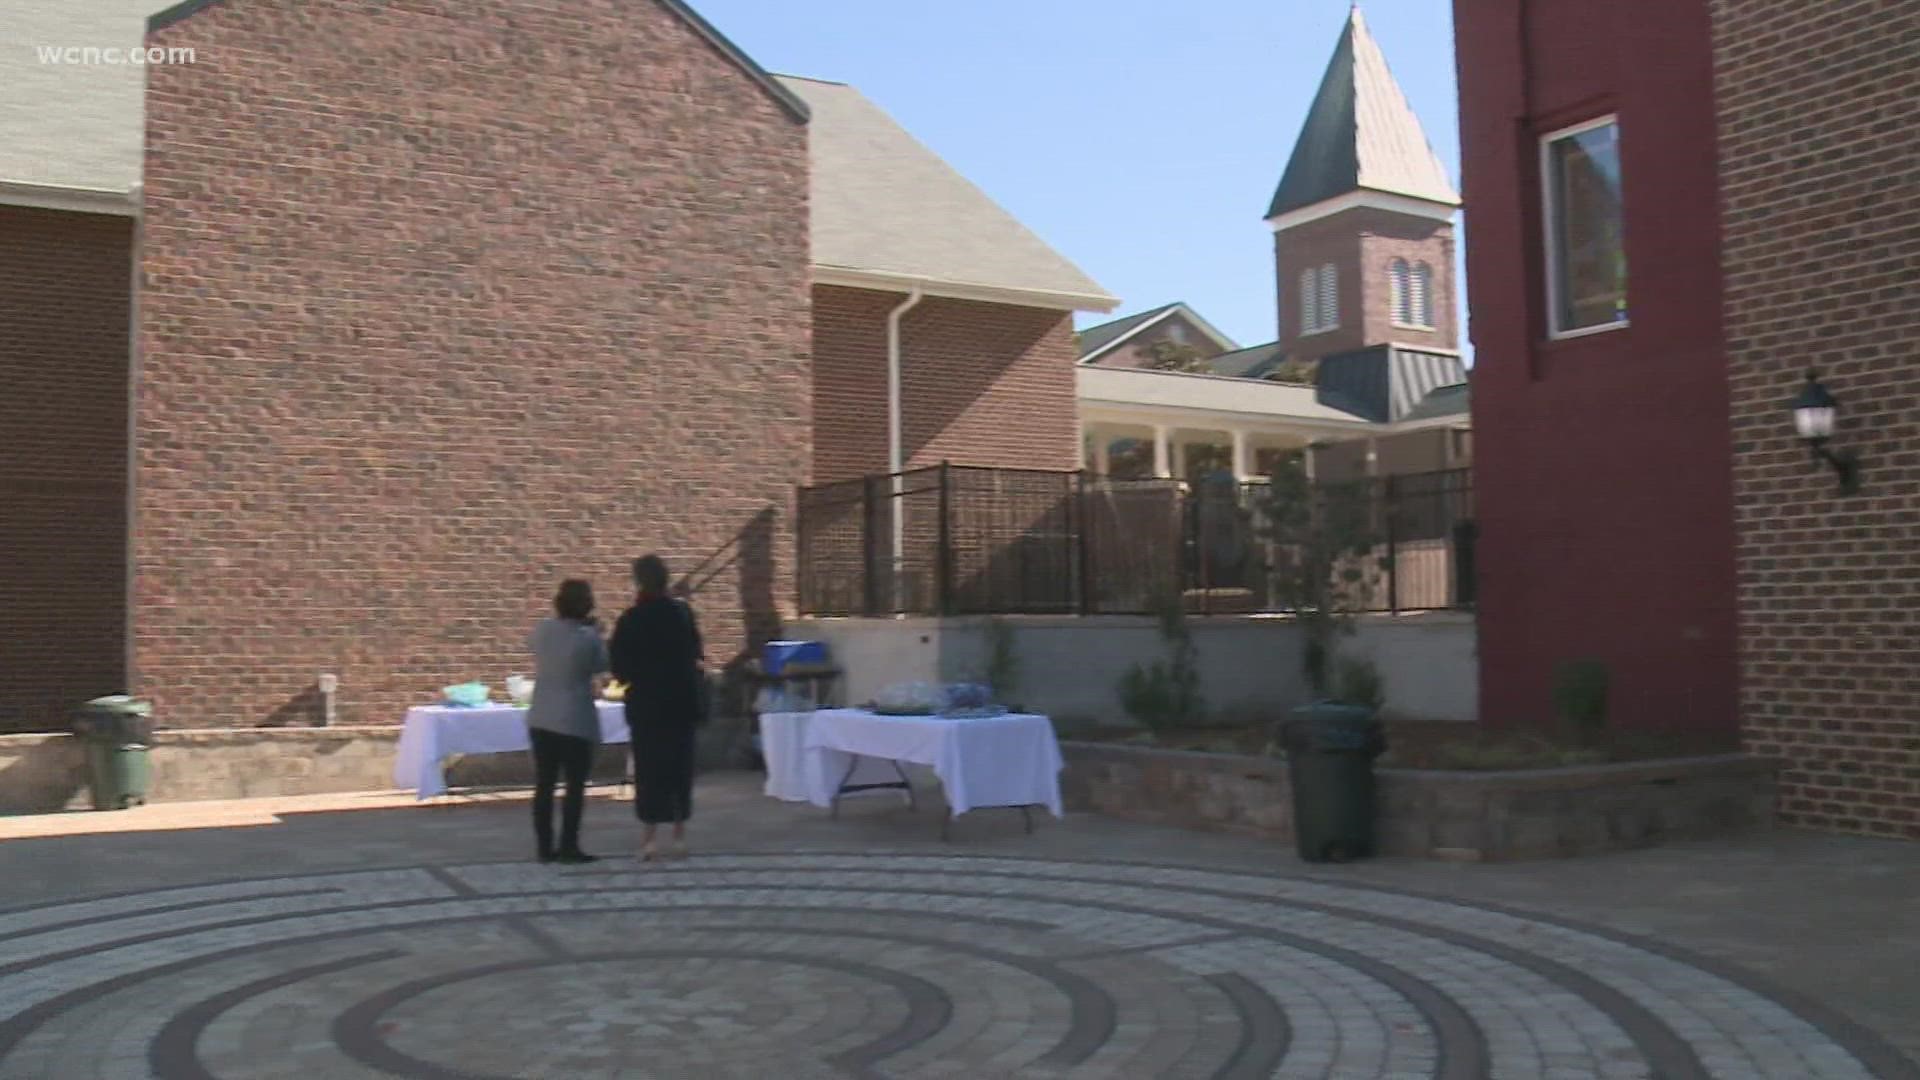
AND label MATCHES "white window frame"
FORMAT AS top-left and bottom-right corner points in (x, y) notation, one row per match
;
(1414, 262), (1433, 327)
(1299, 268), (1319, 336)
(1541, 114), (1629, 340)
